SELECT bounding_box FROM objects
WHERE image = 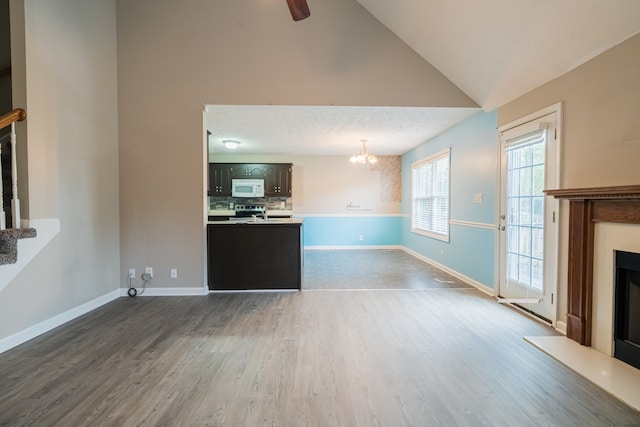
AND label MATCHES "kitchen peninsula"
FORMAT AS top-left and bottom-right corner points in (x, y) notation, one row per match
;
(207, 218), (303, 291)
